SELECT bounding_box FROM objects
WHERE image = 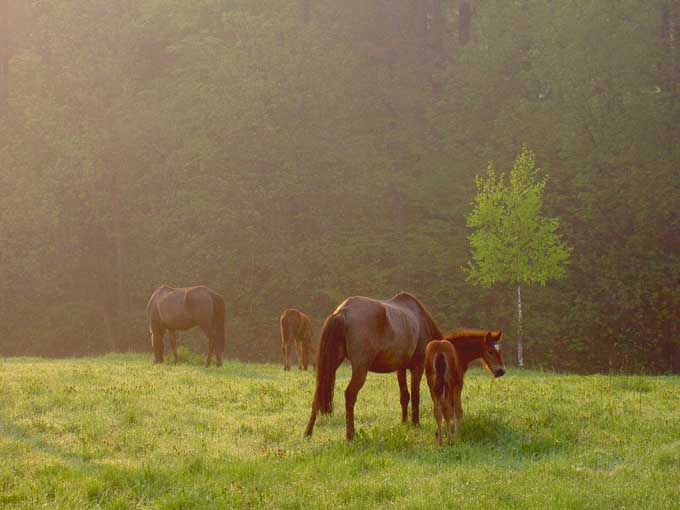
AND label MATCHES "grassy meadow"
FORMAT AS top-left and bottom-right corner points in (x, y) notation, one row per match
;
(0, 353), (679, 509)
